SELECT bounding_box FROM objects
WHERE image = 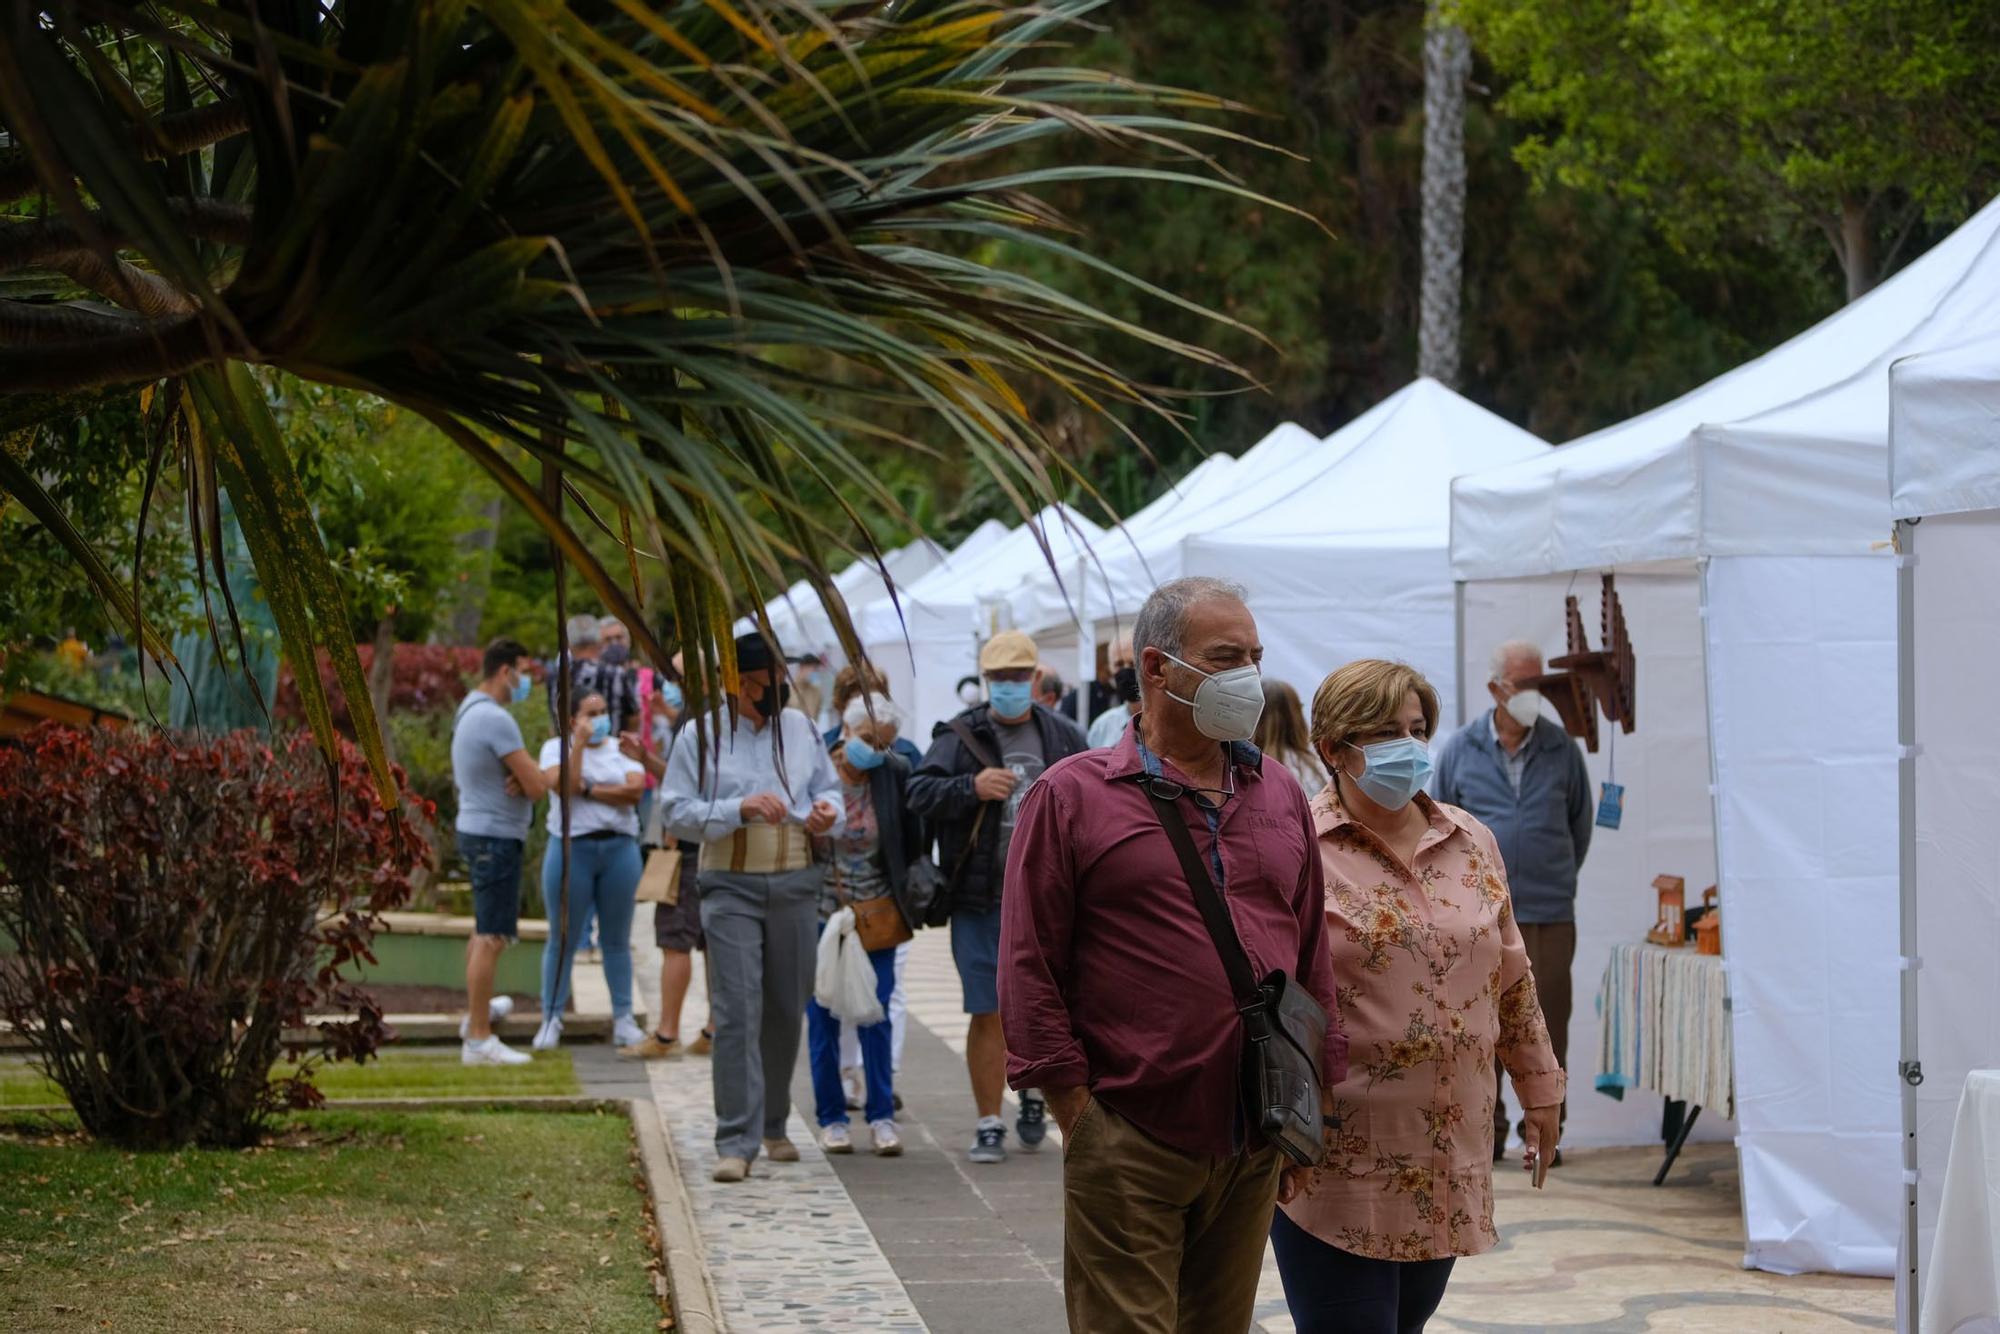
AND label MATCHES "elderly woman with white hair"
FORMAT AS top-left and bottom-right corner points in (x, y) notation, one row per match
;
(806, 691), (927, 1157)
